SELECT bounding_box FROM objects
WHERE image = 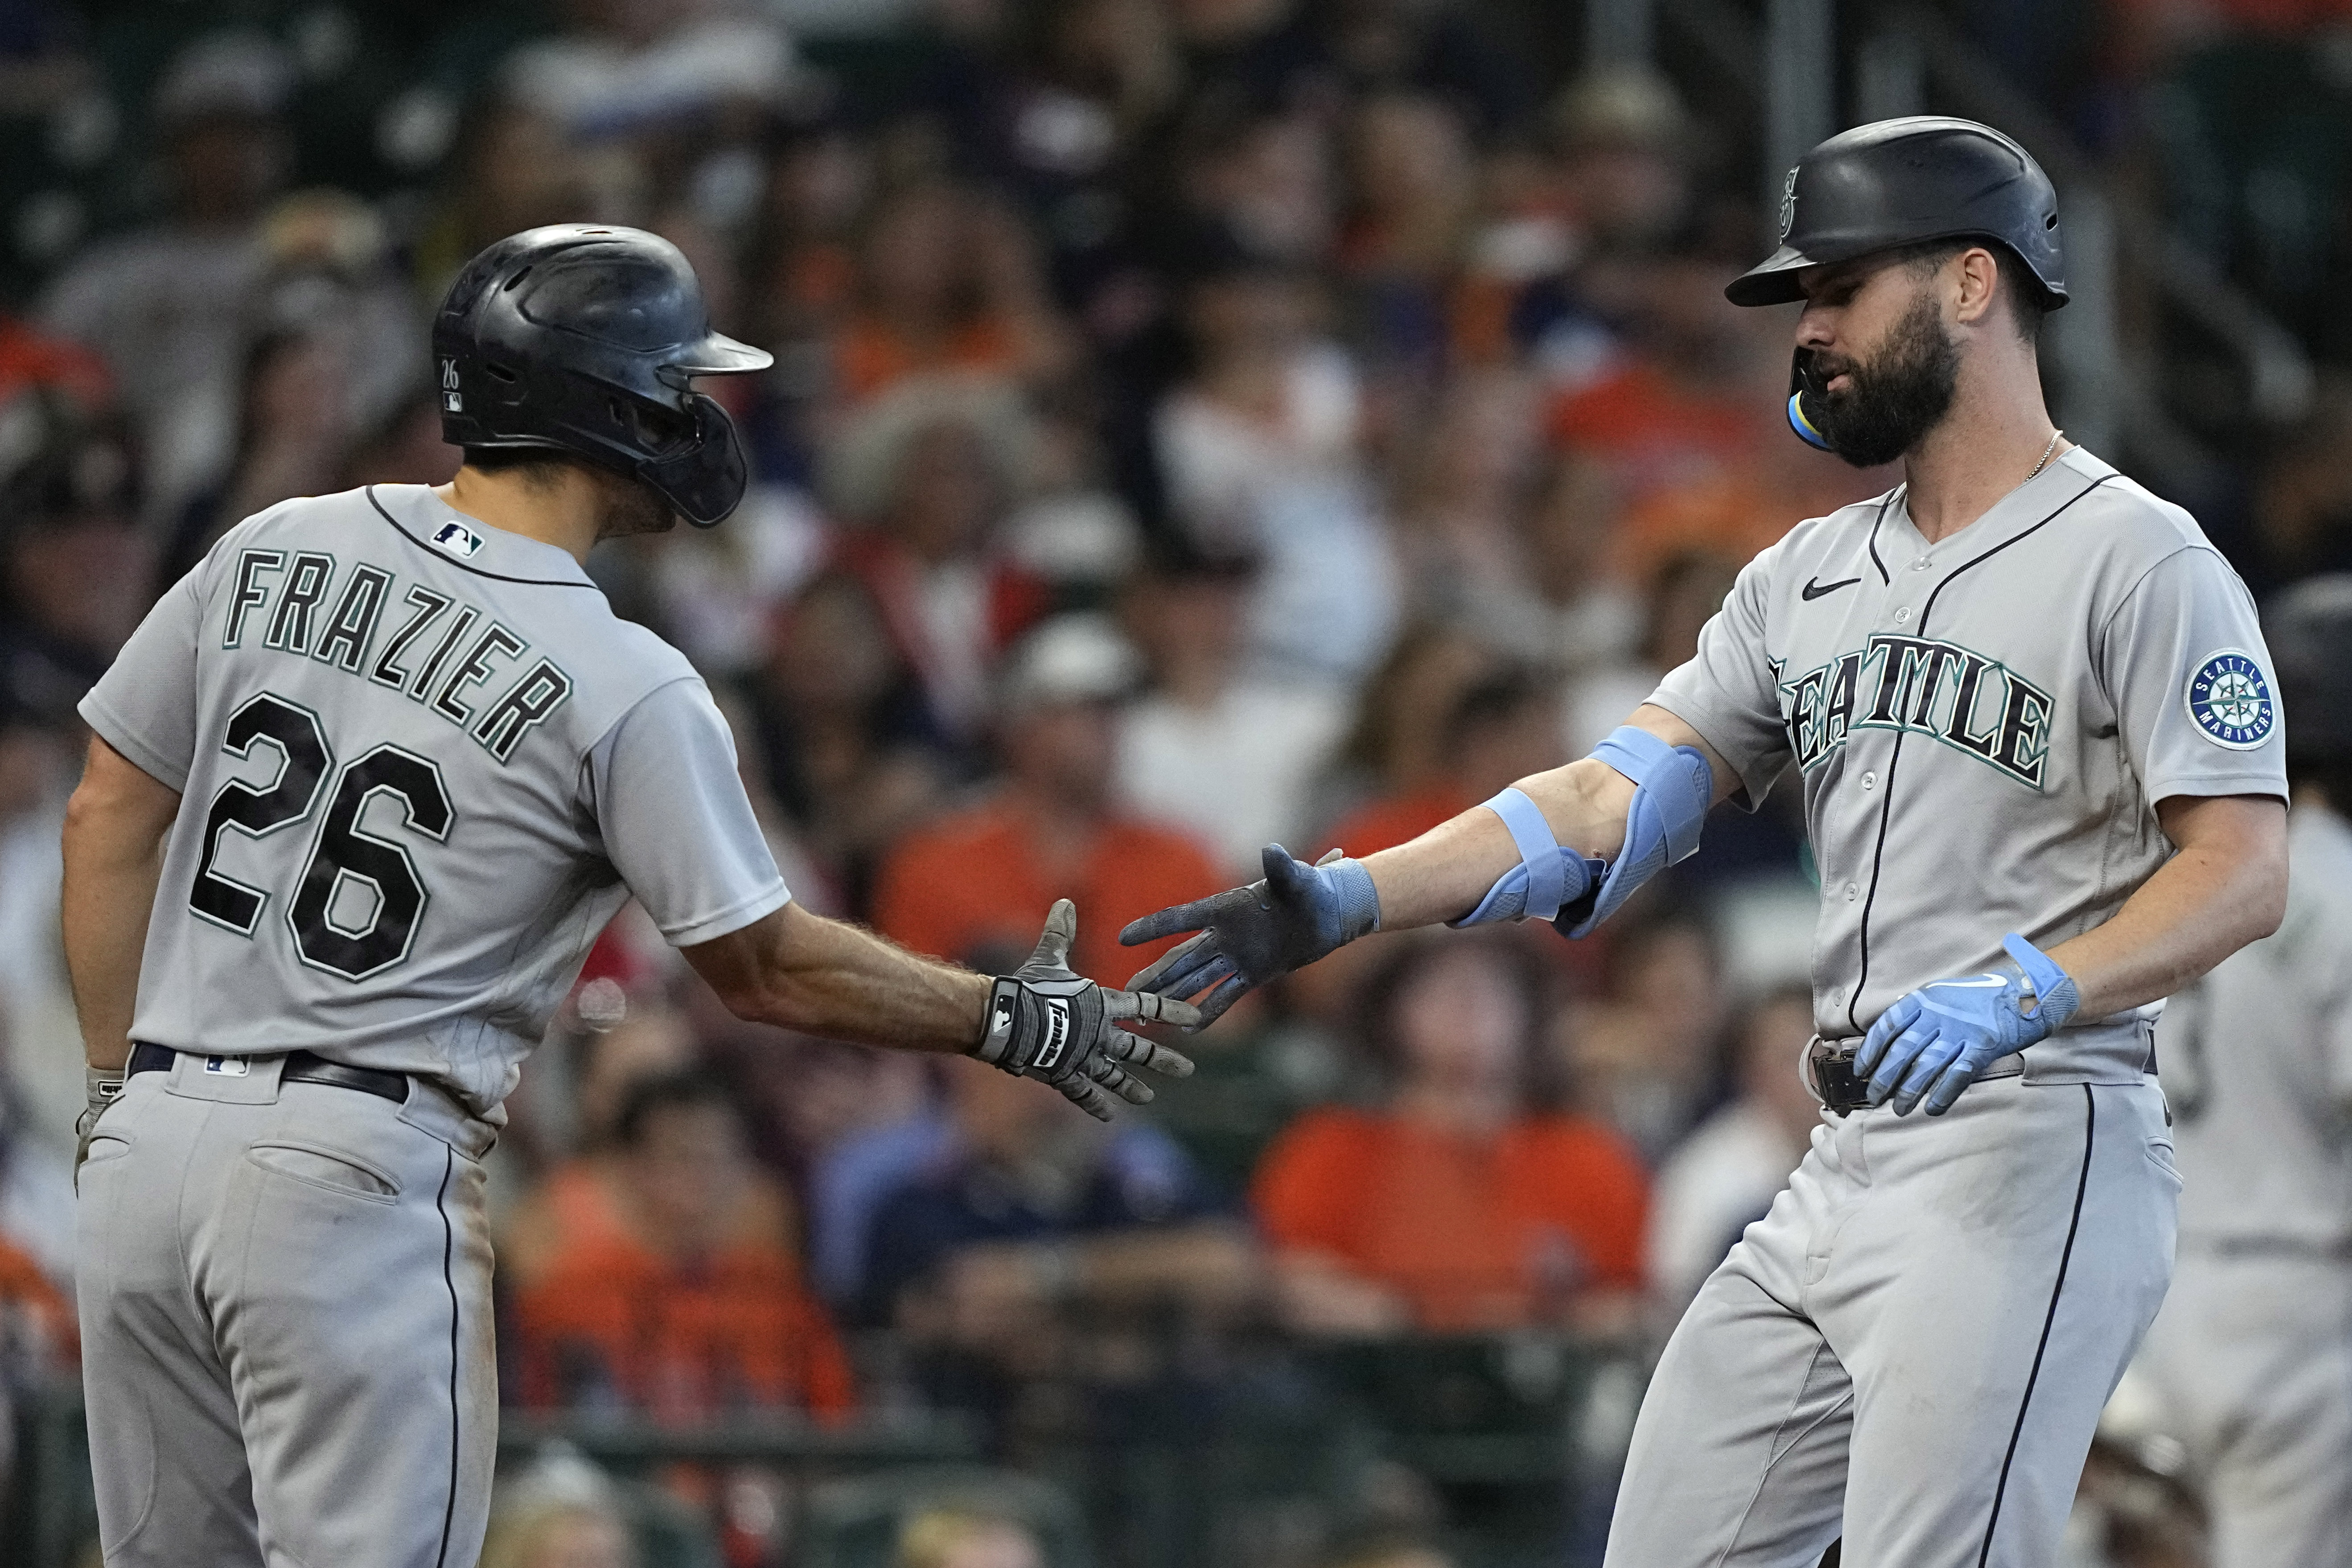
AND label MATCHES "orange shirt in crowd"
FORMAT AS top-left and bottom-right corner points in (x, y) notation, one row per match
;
(1253, 1107), (1650, 1331)
(1322, 784), (1472, 862)
(1546, 361), (1757, 502)
(0, 1234), (74, 1362)
(873, 800), (1224, 983)
(507, 1164), (855, 1423)
(832, 314), (1025, 406)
